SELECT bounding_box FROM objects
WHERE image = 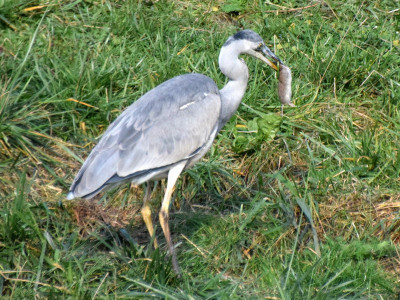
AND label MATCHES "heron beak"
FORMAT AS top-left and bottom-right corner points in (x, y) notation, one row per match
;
(251, 45), (280, 71)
